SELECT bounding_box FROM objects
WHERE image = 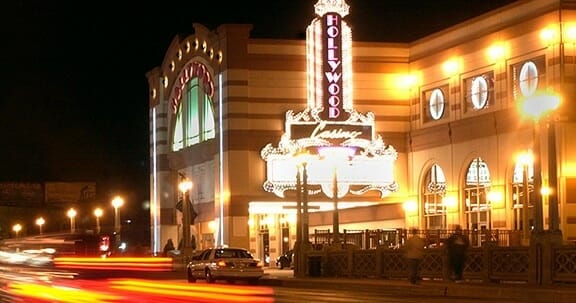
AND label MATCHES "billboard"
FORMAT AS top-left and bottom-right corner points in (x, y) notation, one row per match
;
(0, 182), (43, 206)
(45, 182), (96, 205)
